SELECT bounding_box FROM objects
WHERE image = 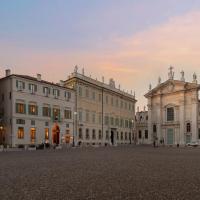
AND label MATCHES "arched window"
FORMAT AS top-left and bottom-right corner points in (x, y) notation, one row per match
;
(167, 107), (174, 121)
(186, 123), (191, 133)
(86, 129), (90, 140)
(78, 128), (82, 139)
(92, 129), (96, 140)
